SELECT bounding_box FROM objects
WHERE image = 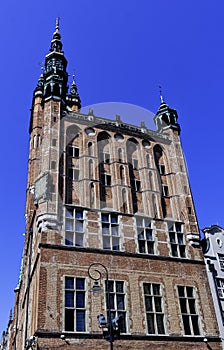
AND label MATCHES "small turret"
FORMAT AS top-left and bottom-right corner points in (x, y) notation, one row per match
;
(66, 75), (81, 111)
(154, 88), (180, 134)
